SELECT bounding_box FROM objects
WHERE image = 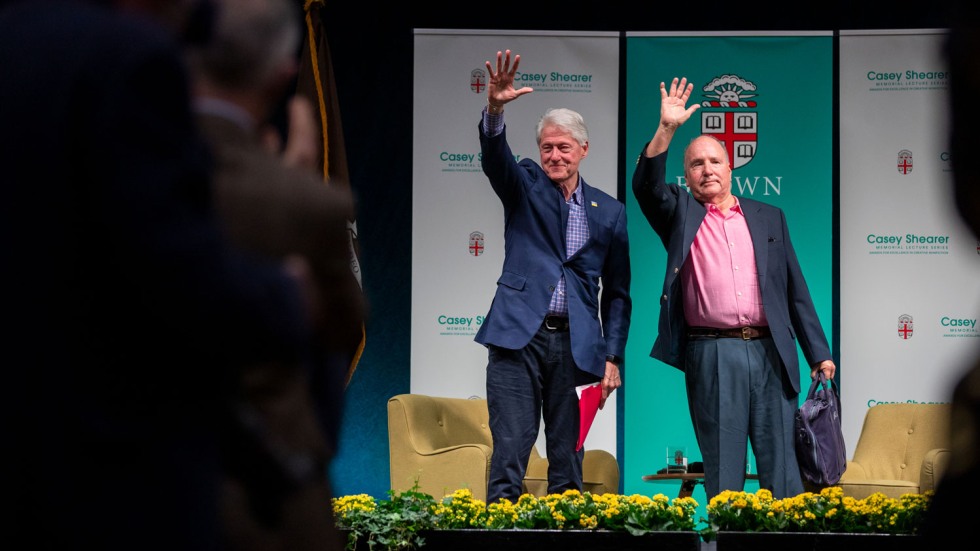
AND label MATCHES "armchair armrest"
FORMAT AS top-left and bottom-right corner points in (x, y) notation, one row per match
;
(390, 443), (492, 499)
(919, 447), (951, 493)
